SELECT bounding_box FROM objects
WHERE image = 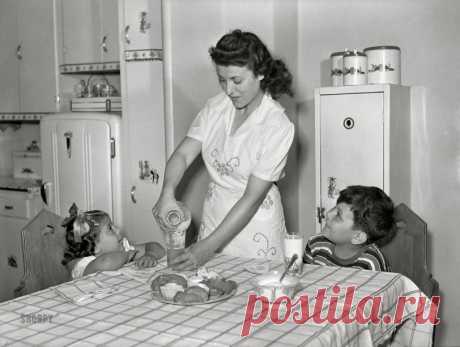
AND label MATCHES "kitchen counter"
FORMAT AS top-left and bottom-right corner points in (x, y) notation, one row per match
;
(0, 176), (42, 193)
